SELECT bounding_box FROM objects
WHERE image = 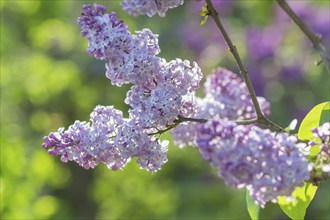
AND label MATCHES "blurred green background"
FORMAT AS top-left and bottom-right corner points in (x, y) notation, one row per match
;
(1, 1), (329, 219)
